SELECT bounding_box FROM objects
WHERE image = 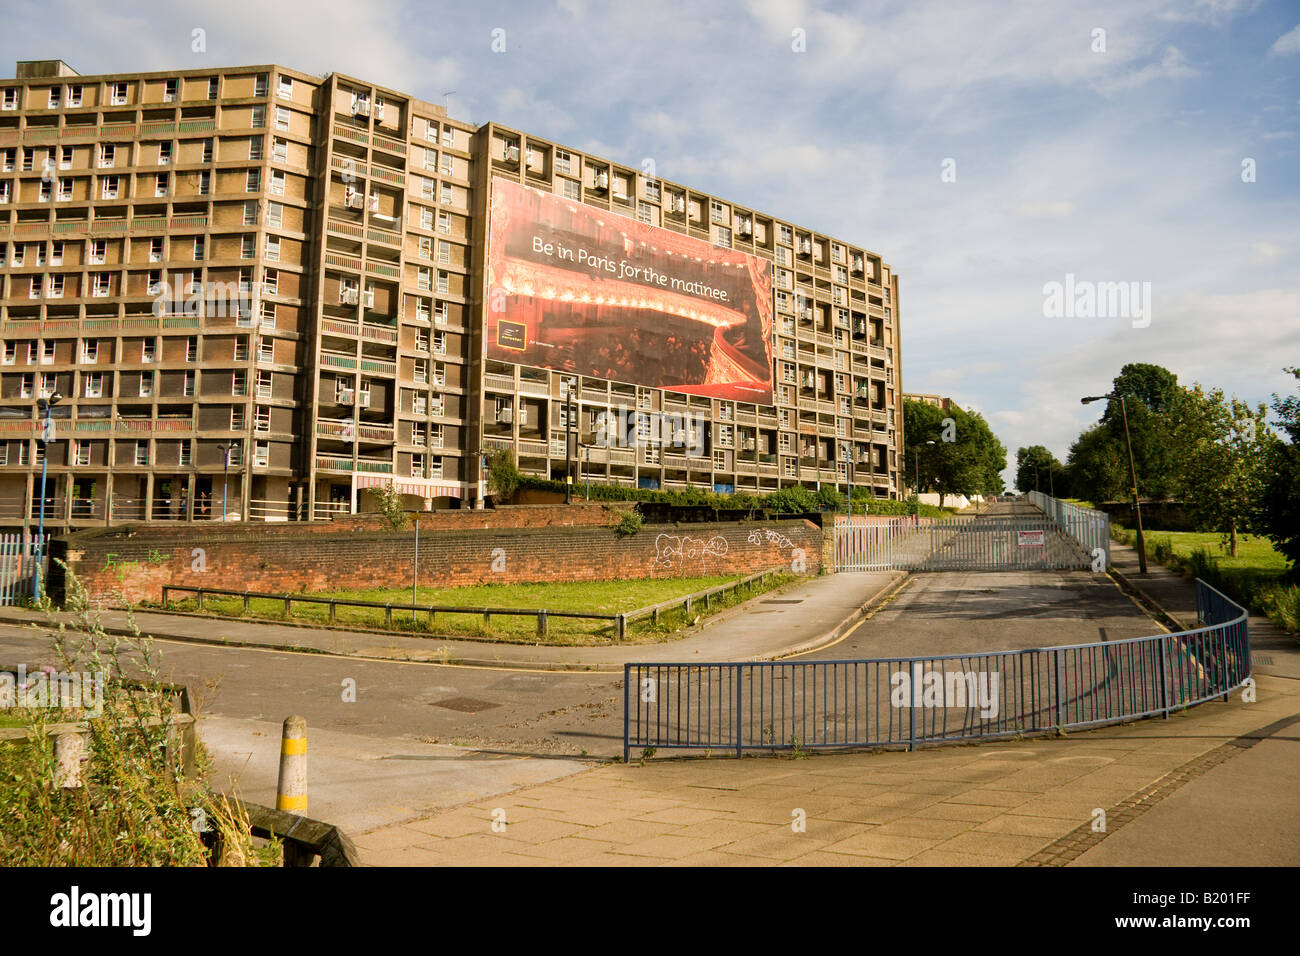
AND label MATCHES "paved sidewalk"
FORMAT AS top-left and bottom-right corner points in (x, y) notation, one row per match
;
(0, 570), (901, 671)
(356, 674), (1300, 866)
